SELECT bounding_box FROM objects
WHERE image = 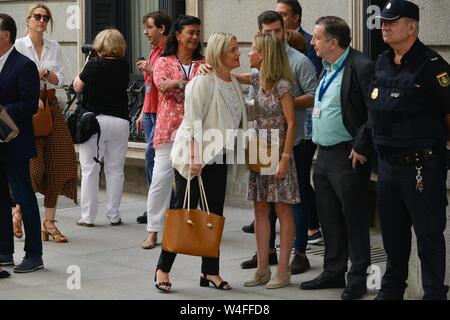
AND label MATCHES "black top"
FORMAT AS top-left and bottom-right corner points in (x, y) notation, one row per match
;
(382, 40), (450, 116)
(371, 39), (450, 154)
(79, 57), (130, 121)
